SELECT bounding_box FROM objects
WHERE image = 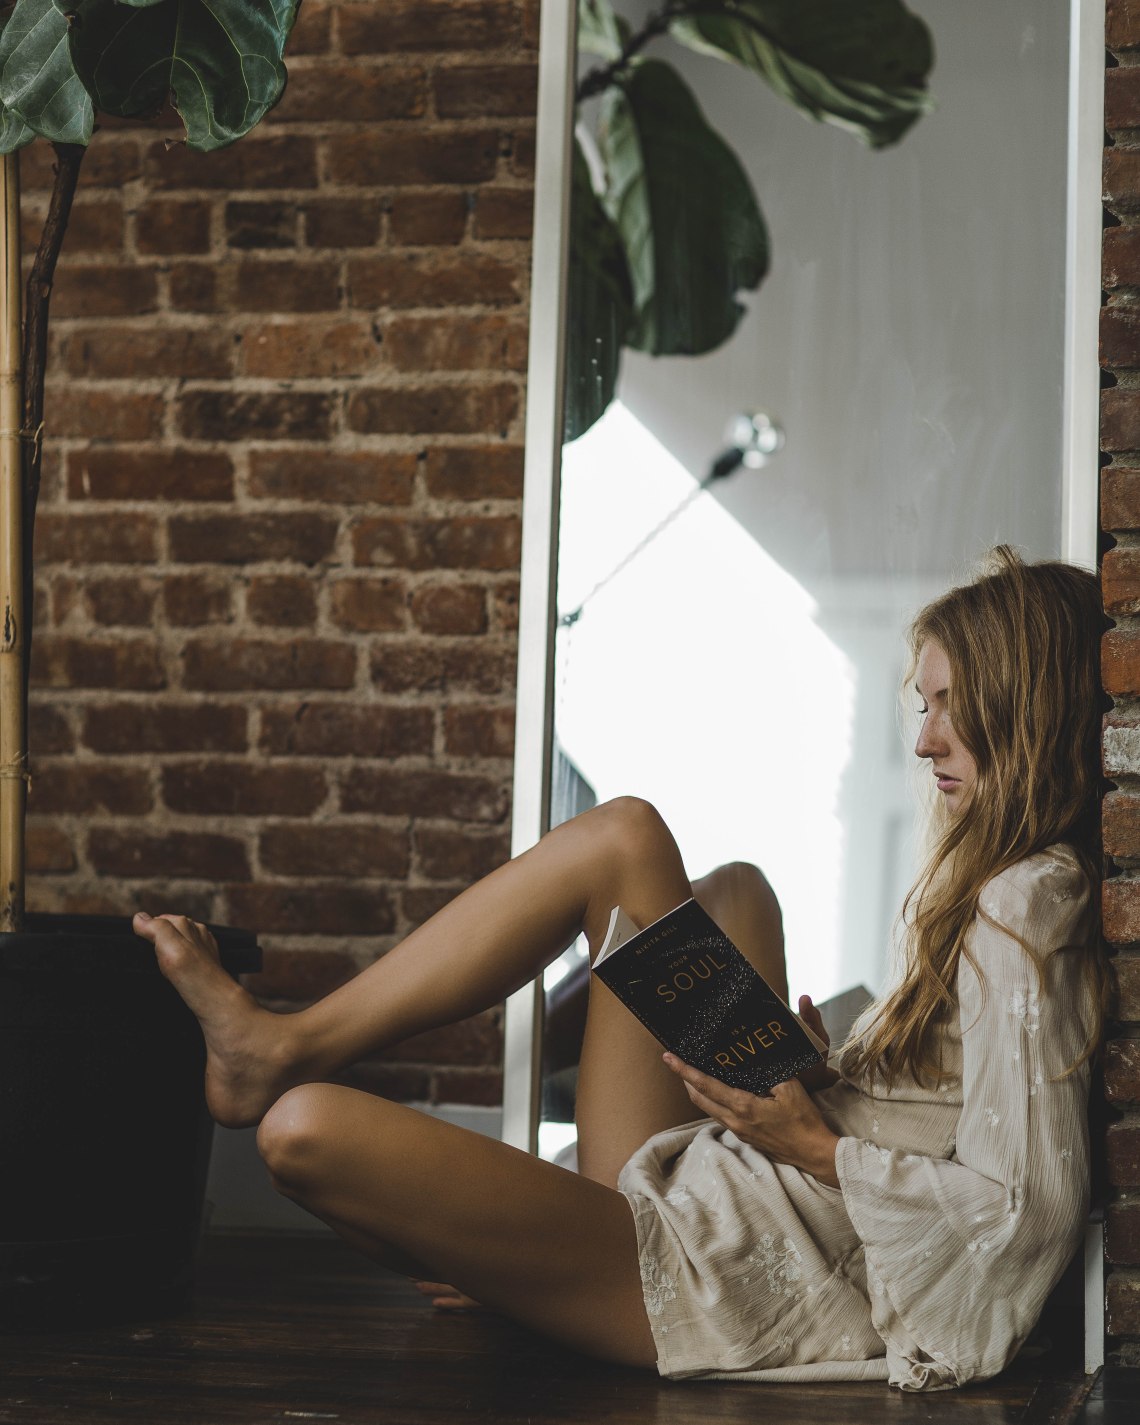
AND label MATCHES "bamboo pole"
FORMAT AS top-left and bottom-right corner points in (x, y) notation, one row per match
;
(0, 150), (25, 933)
